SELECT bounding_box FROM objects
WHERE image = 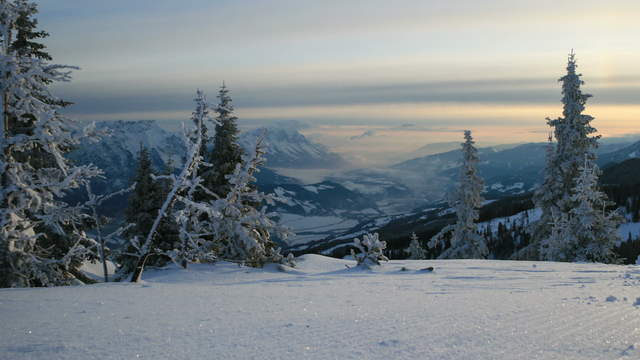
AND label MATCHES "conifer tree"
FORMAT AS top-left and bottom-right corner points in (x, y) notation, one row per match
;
(207, 83), (244, 199)
(540, 158), (622, 262)
(118, 145), (178, 274)
(531, 51), (615, 261)
(10, 0), (51, 61)
(125, 146), (157, 239)
(429, 130), (487, 259)
(0, 0), (100, 287)
(550, 51), (599, 197)
(407, 232), (425, 260)
(545, 51), (599, 217)
(127, 90), (214, 281)
(175, 135), (291, 268)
